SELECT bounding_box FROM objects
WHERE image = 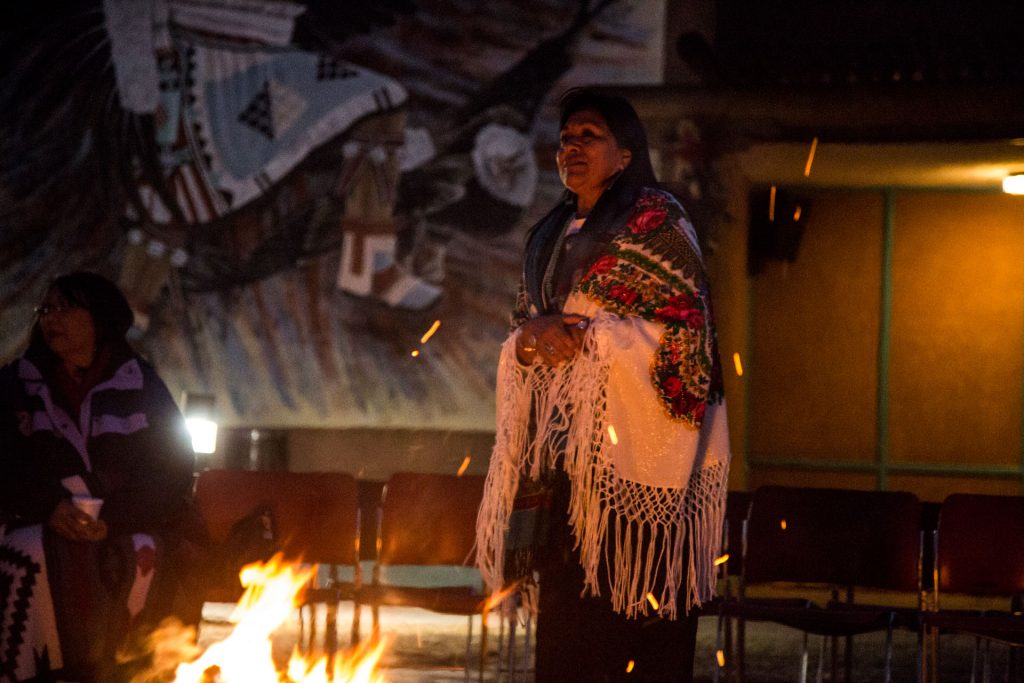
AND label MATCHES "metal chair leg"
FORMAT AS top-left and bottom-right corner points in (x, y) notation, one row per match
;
(815, 634), (825, 683)
(883, 614), (894, 683)
(800, 630), (810, 683)
(463, 614), (473, 683)
(970, 636), (980, 683)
